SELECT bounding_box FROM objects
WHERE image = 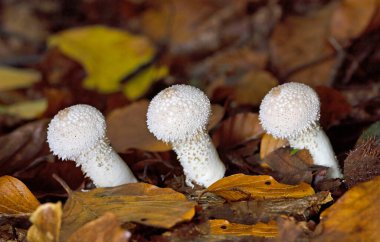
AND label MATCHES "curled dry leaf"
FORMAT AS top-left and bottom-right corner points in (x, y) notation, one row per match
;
(107, 100), (224, 152)
(206, 174), (314, 202)
(66, 213), (130, 242)
(312, 176), (380, 242)
(330, 0), (380, 43)
(27, 202), (62, 242)
(209, 219), (278, 238)
(0, 119), (49, 176)
(212, 112), (264, 149)
(60, 183), (195, 242)
(260, 133), (288, 159)
(0, 176), (40, 215)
